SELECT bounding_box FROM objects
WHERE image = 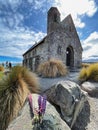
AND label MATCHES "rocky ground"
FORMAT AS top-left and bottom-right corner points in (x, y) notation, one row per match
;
(39, 70), (98, 130)
(5, 68), (98, 130)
